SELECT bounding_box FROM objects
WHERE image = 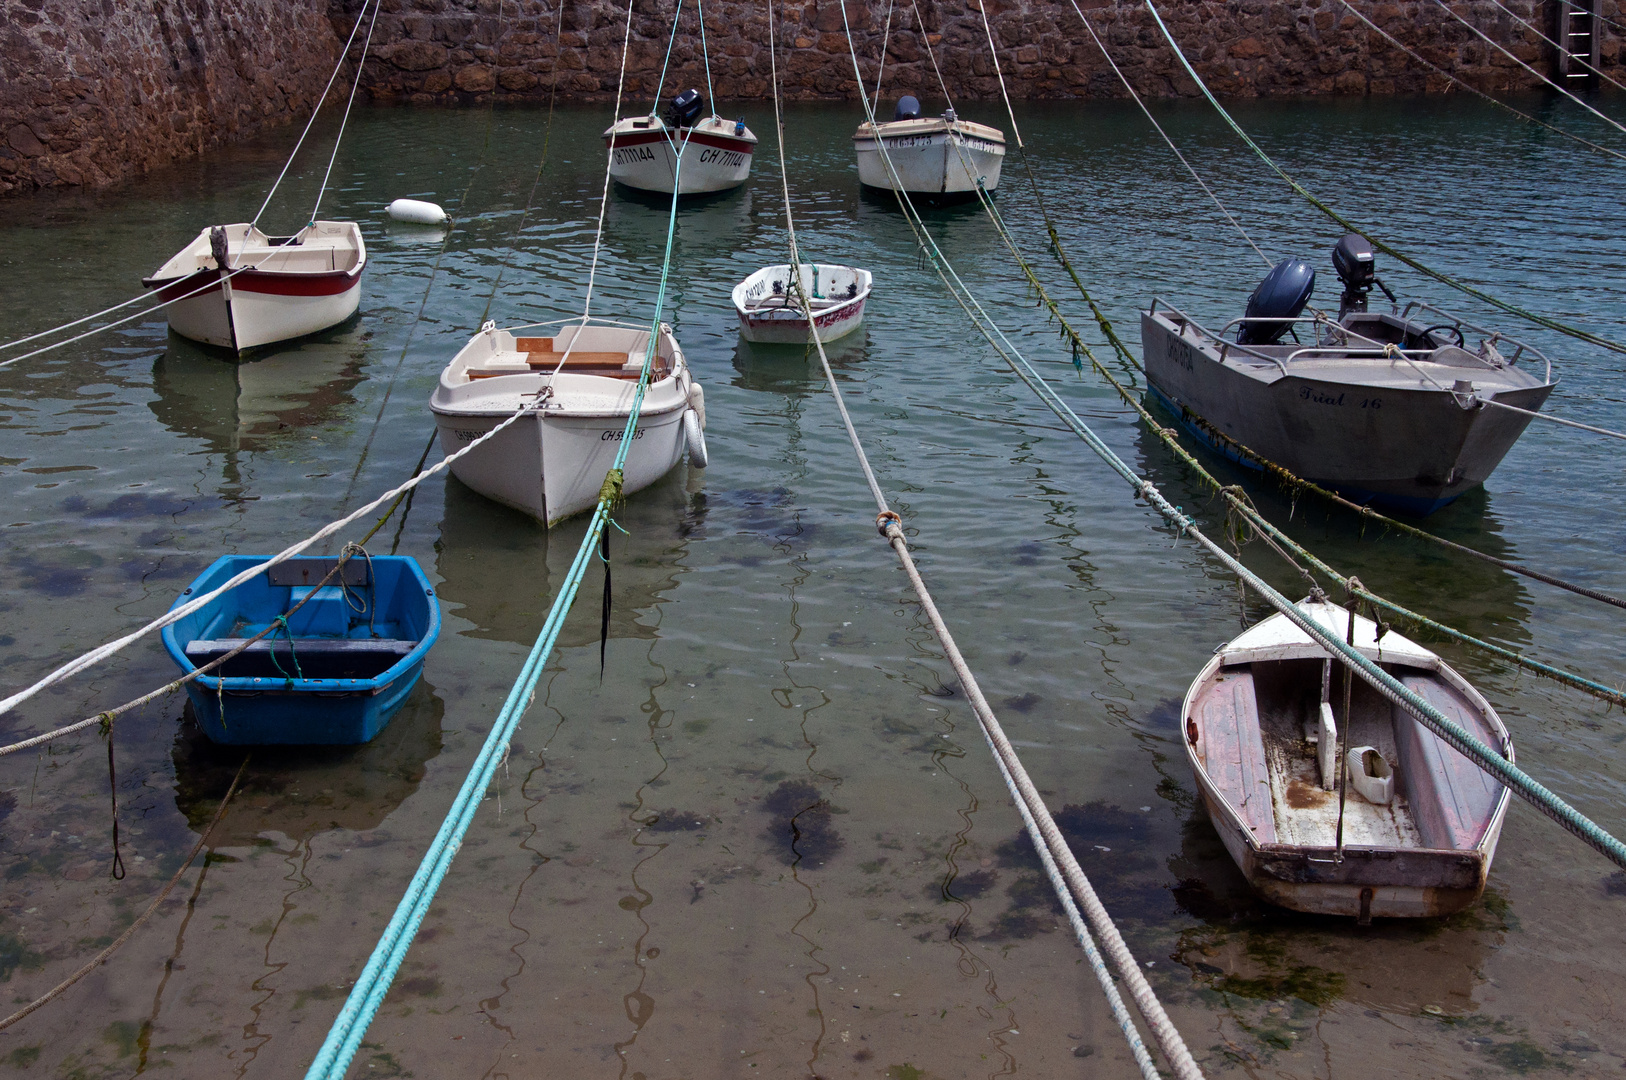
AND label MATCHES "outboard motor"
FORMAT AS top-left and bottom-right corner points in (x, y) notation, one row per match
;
(1237, 258), (1315, 345)
(894, 95), (921, 121)
(665, 88), (706, 129)
(1331, 233), (1394, 318)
